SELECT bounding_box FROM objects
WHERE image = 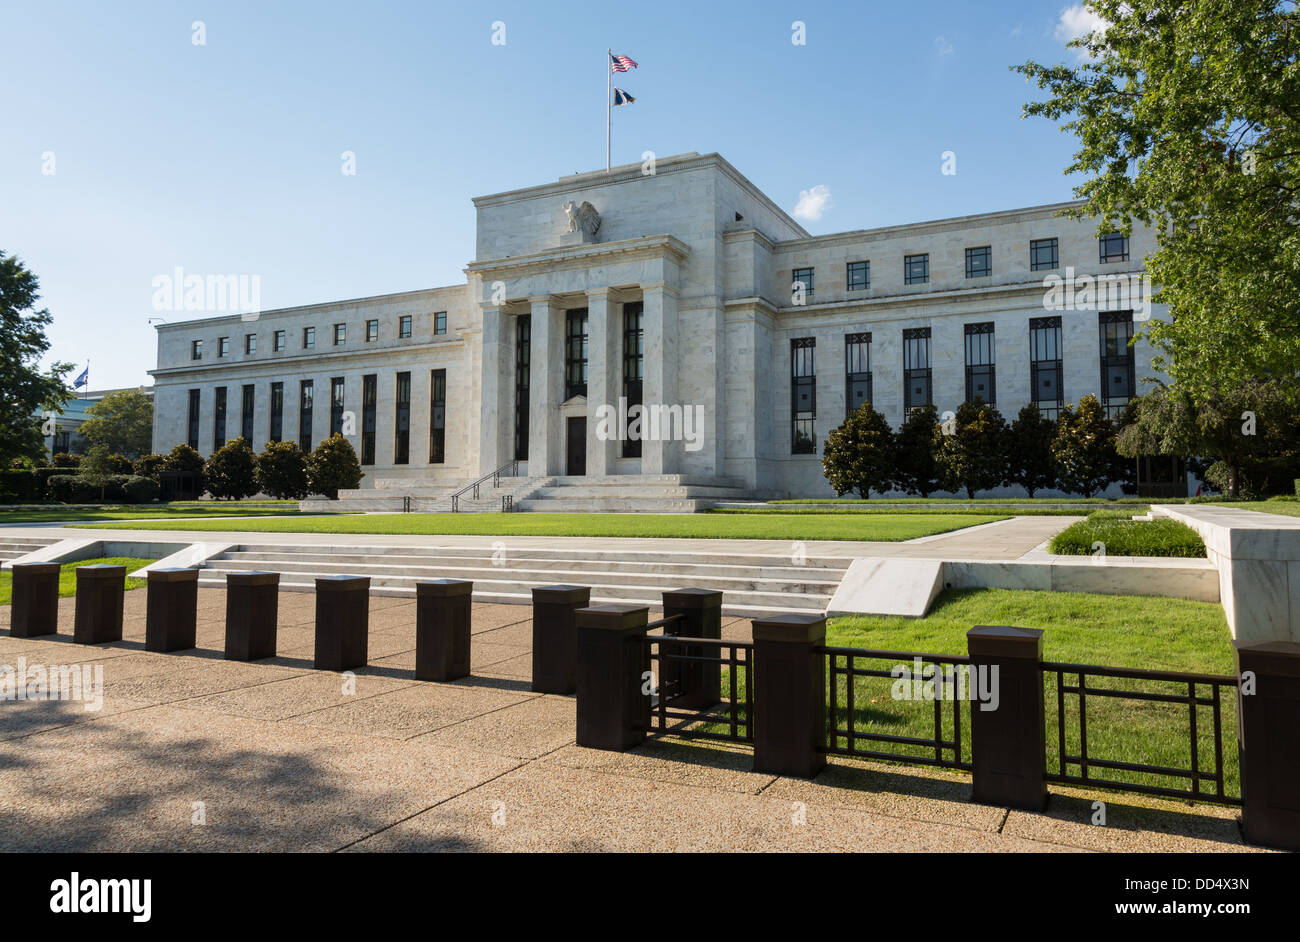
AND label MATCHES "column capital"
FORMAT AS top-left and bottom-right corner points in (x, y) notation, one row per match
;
(640, 280), (679, 297)
(585, 287), (611, 302)
(528, 294), (556, 307)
